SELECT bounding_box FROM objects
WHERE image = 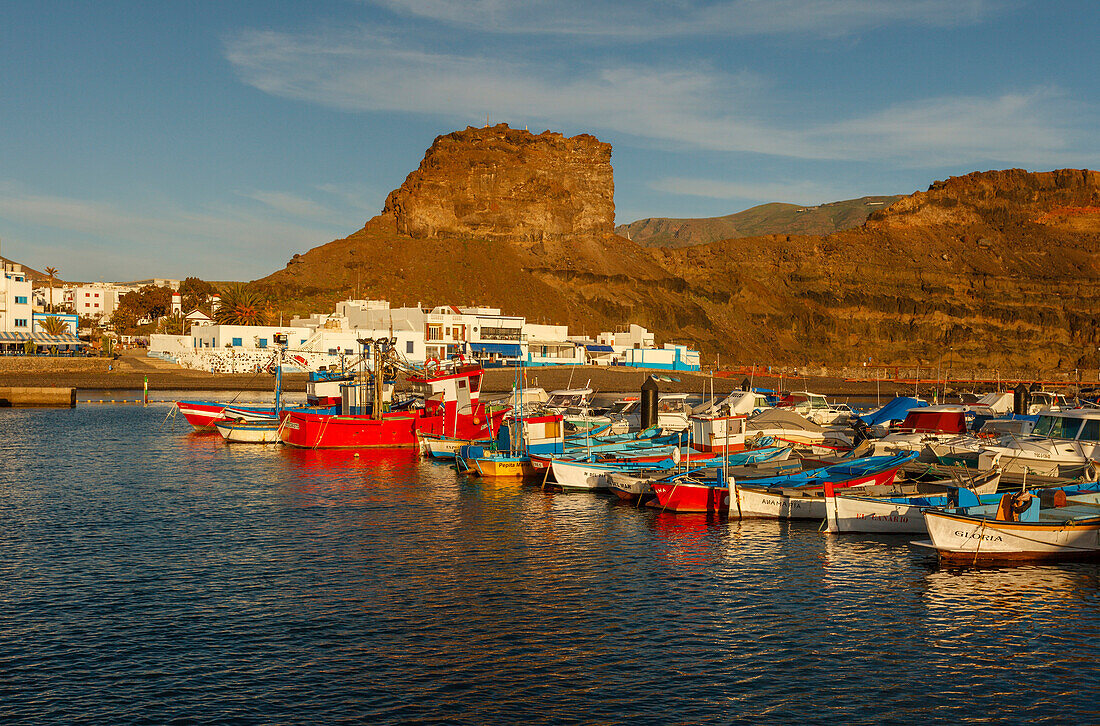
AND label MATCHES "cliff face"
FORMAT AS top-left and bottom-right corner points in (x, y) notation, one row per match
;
(869, 168), (1100, 230)
(381, 124), (615, 242)
(260, 125), (1100, 371)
